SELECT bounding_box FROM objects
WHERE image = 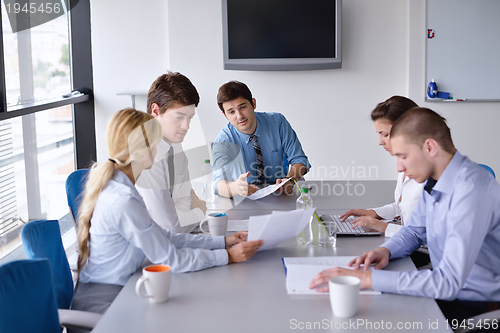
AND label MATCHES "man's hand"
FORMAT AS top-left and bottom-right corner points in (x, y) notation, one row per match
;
(190, 189), (207, 214)
(276, 178), (294, 194)
(227, 240), (263, 263)
(340, 209), (379, 222)
(225, 231), (248, 249)
(232, 172), (259, 197)
(309, 267), (373, 292)
(351, 216), (388, 233)
(308, 247), (390, 292)
(348, 247), (391, 271)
